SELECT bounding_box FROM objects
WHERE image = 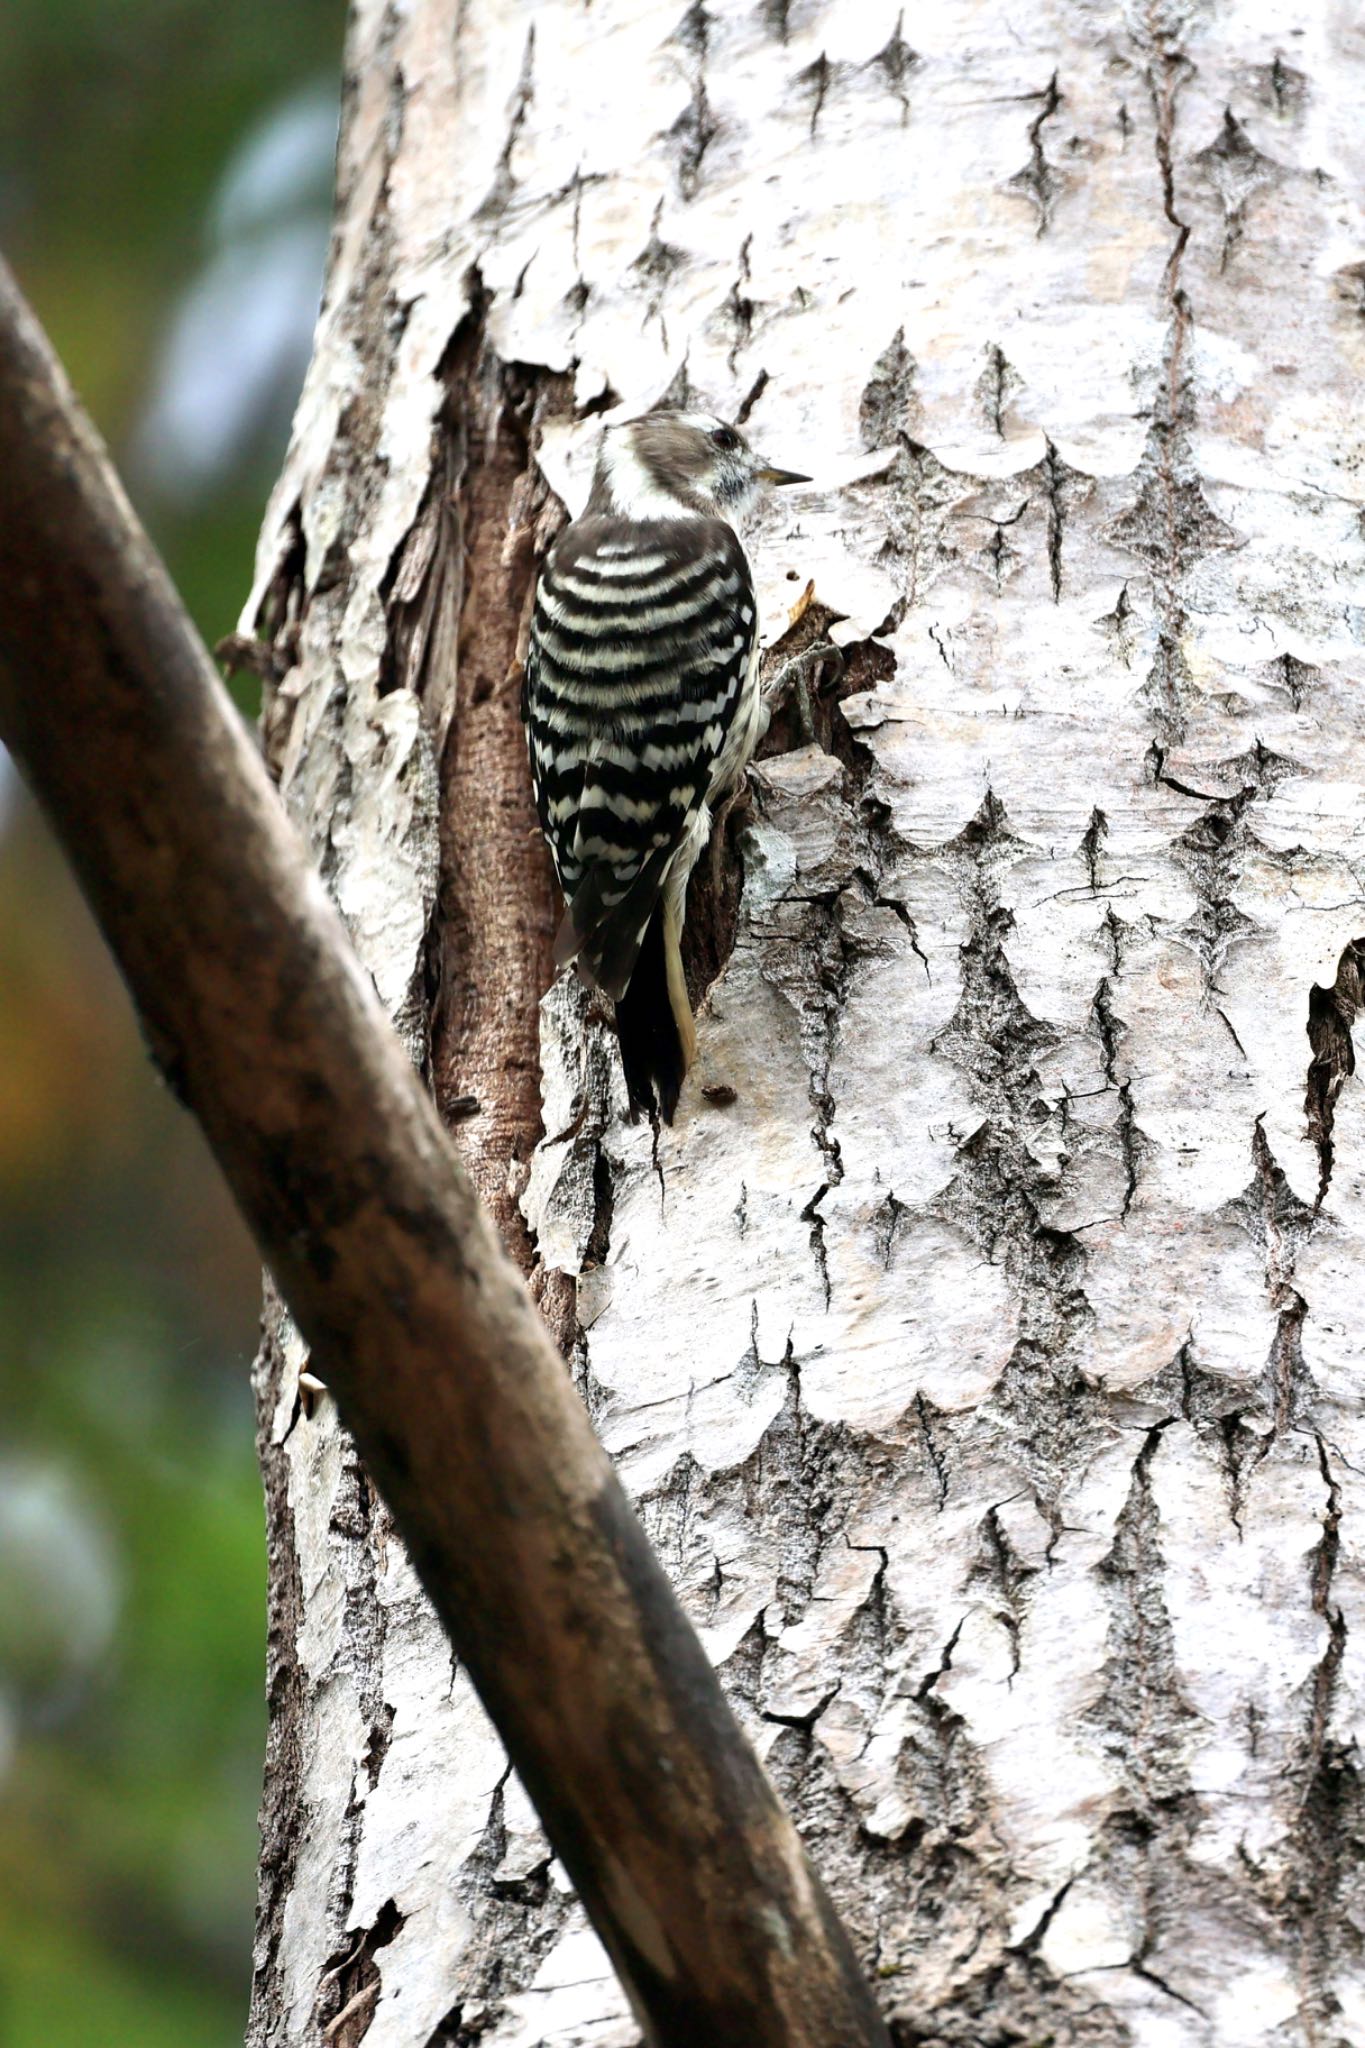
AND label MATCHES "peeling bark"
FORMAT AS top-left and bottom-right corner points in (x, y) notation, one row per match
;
(247, 2), (1365, 2043)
